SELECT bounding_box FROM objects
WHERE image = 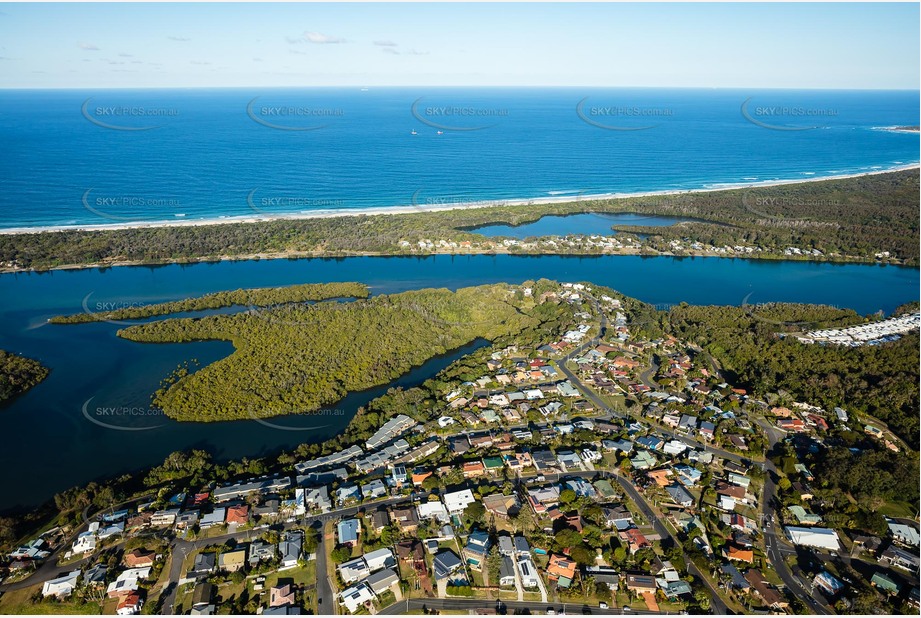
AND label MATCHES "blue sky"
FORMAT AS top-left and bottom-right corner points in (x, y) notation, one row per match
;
(1, 3), (918, 89)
